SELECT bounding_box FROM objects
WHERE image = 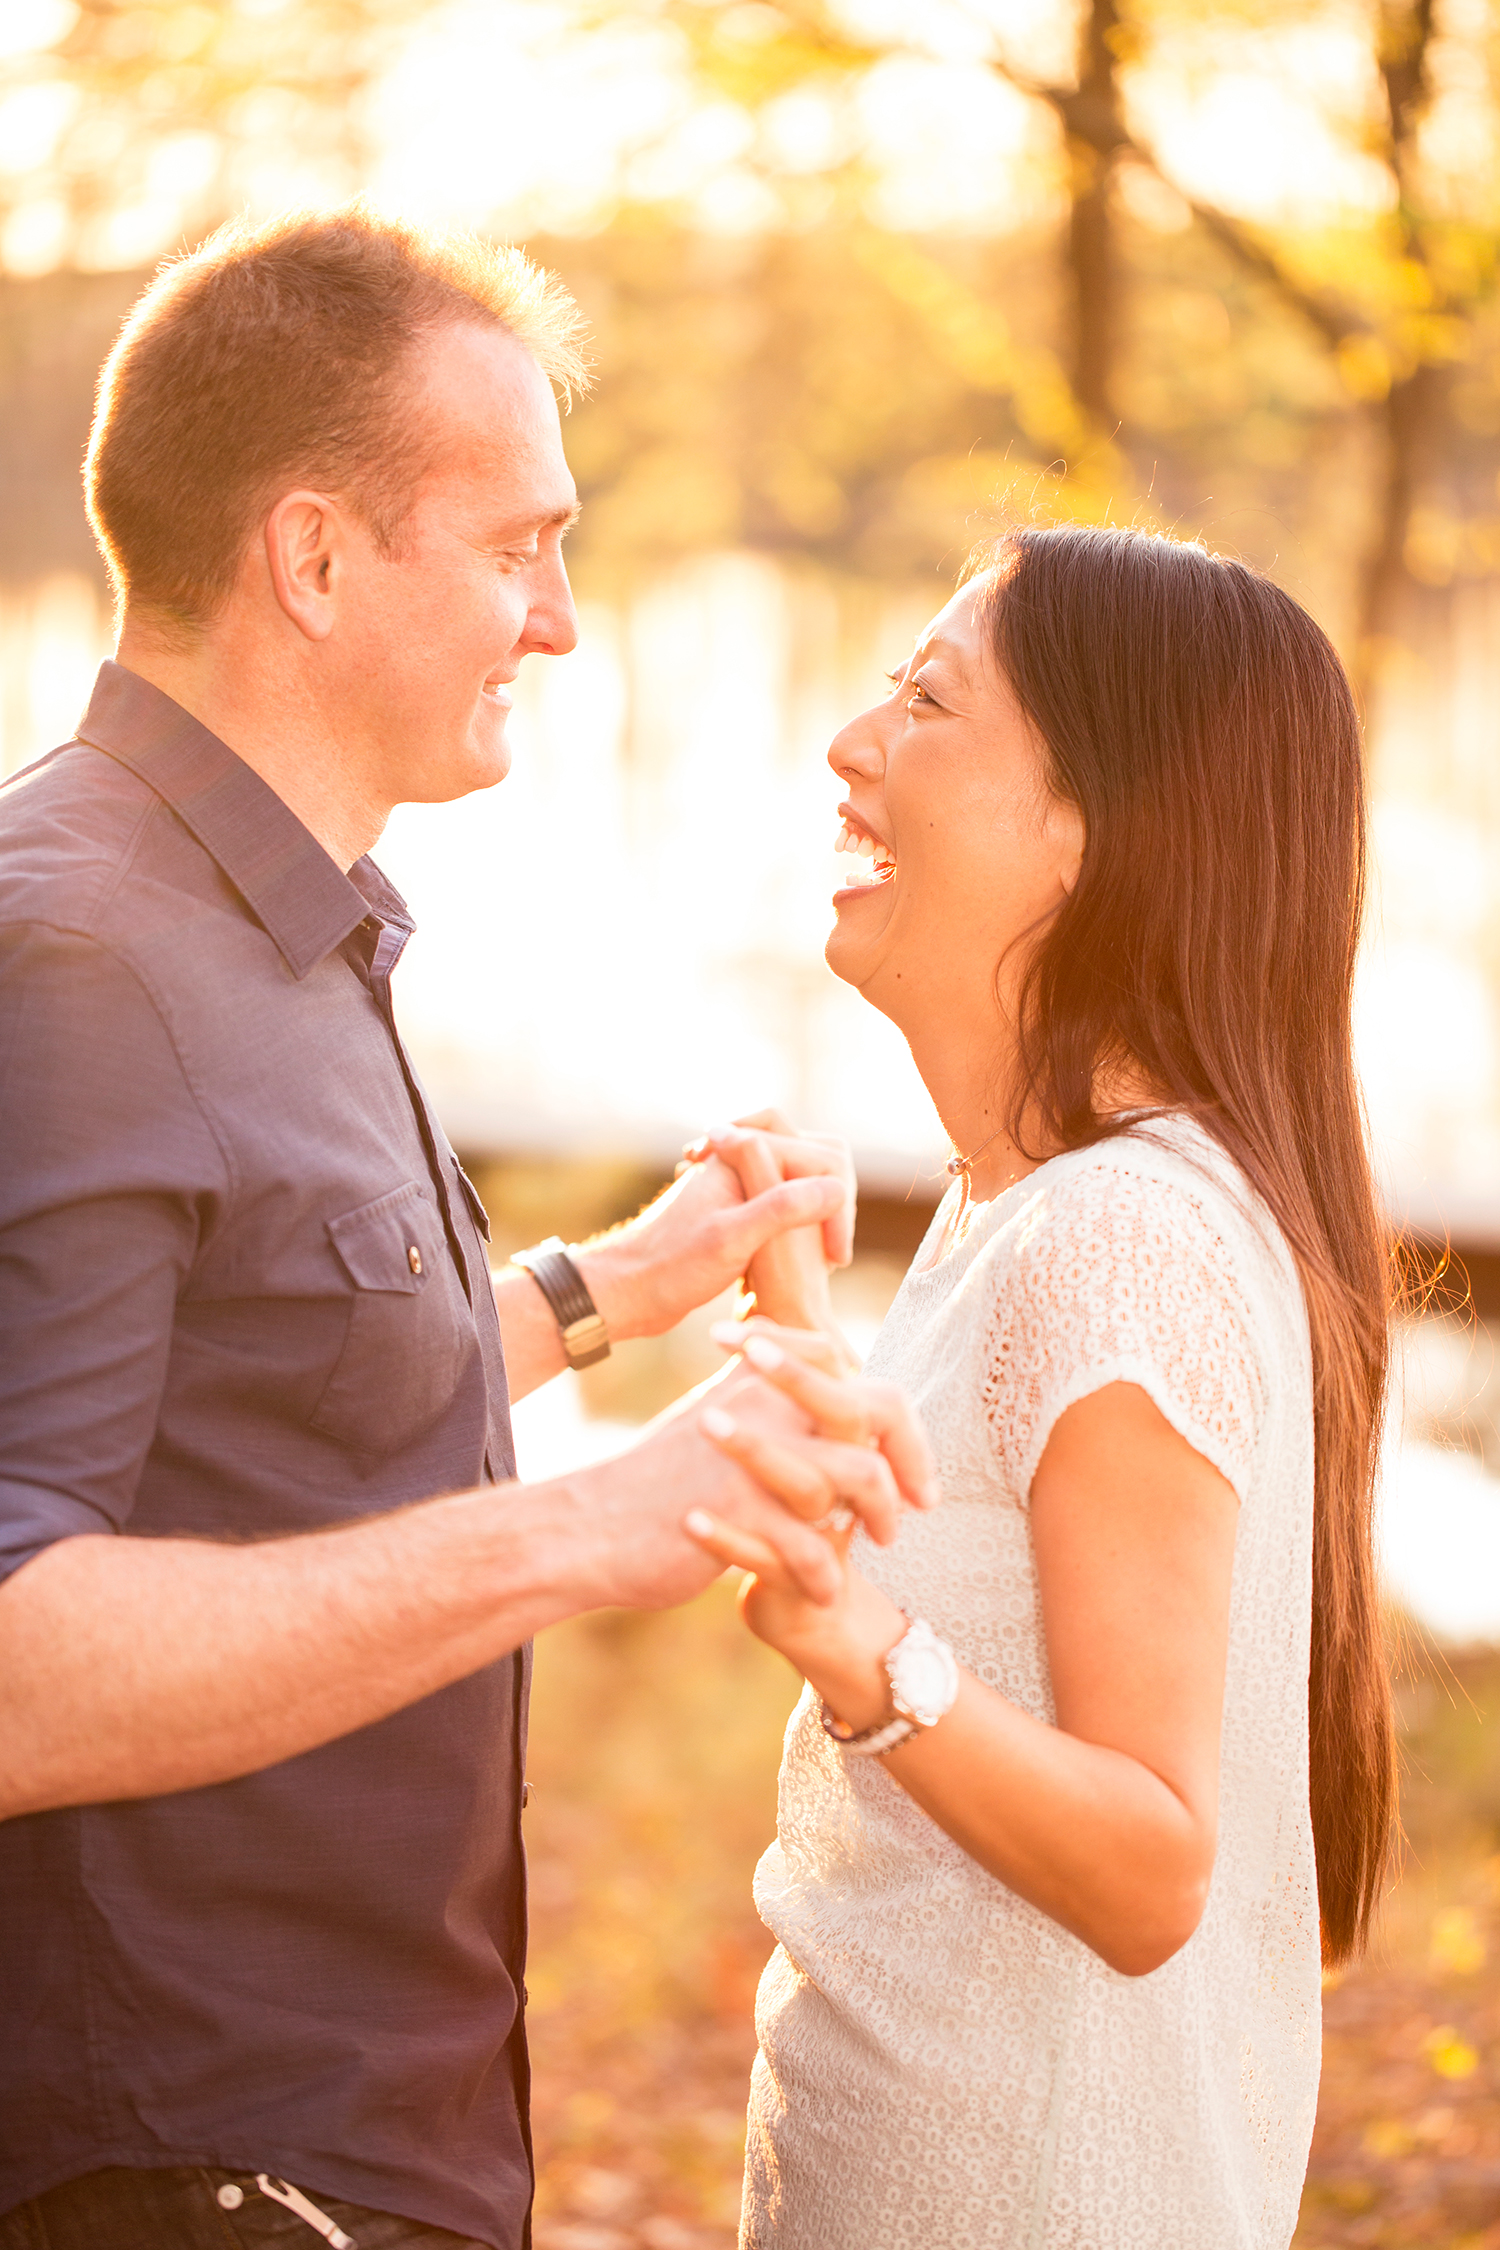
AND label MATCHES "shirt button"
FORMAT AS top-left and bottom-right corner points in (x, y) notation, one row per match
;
(216, 2184), (245, 2210)
(407, 1244), (423, 1275)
